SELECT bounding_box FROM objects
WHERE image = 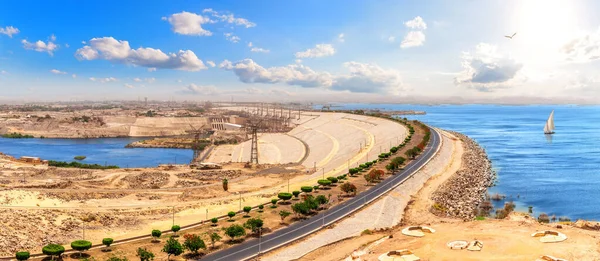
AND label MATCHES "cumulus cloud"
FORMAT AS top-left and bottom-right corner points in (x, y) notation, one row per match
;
(404, 16), (427, 30)
(224, 32), (240, 43)
(163, 11), (213, 36)
(455, 43), (523, 91)
(295, 44), (335, 58)
(22, 36), (58, 55)
(400, 31), (425, 48)
(124, 83), (134, 89)
(206, 60), (216, 67)
(50, 69), (67, 75)
(0, 26), (19, 38)
(89, 77), (118, 83)
(181, 83), (220, 95)
(220, 59), (404, 94)
(75, 37), (207, 71)
(561, 29), (600, 62)
(203, 9), (256, 28)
